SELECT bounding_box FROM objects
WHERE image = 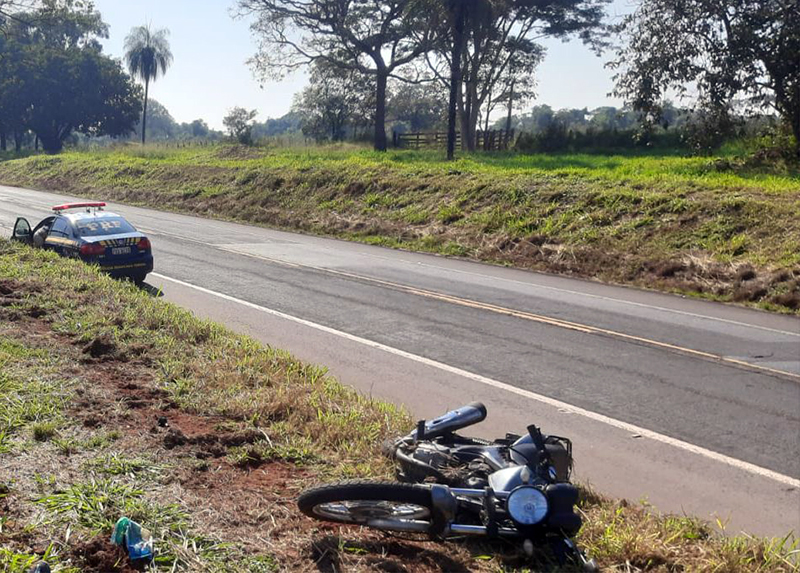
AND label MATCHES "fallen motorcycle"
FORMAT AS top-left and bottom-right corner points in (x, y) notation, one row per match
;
(297, 402), (598, 571)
